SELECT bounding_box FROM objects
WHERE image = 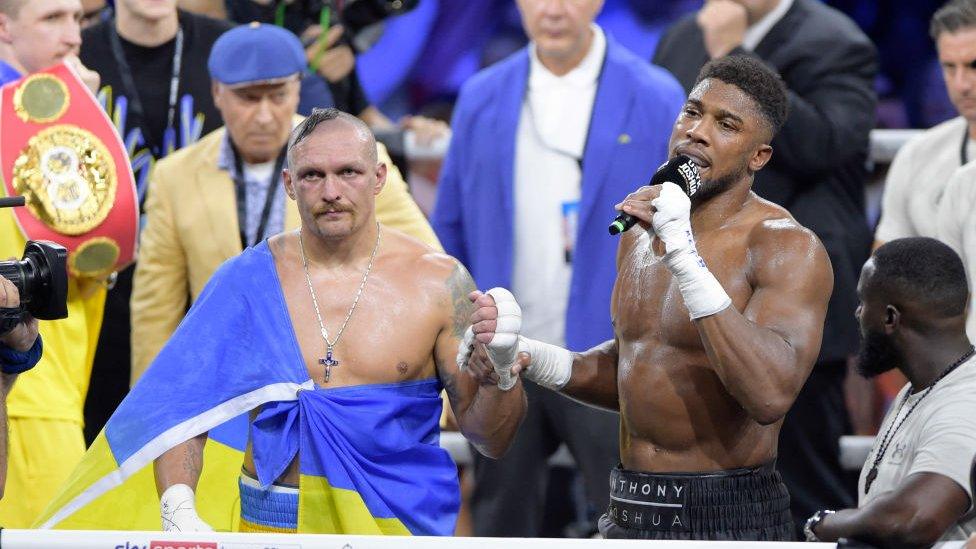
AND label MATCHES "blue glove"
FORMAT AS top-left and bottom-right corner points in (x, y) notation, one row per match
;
(0, 335), (42, 374)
